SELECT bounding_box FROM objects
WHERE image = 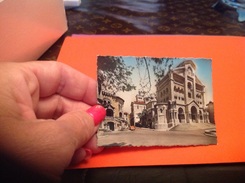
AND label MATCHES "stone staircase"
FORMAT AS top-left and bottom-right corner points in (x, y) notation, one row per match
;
(170, 123), (216, 131)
